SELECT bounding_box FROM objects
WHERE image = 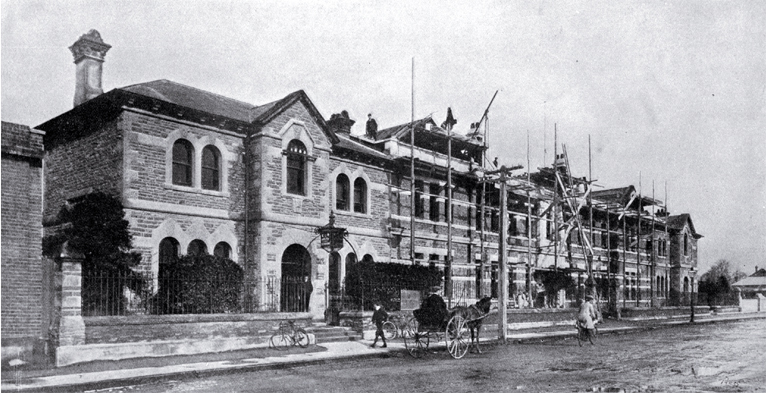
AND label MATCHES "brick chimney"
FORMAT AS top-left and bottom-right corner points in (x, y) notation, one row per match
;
(69, 30), (111, 107)
(327, 110), (355, 135)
